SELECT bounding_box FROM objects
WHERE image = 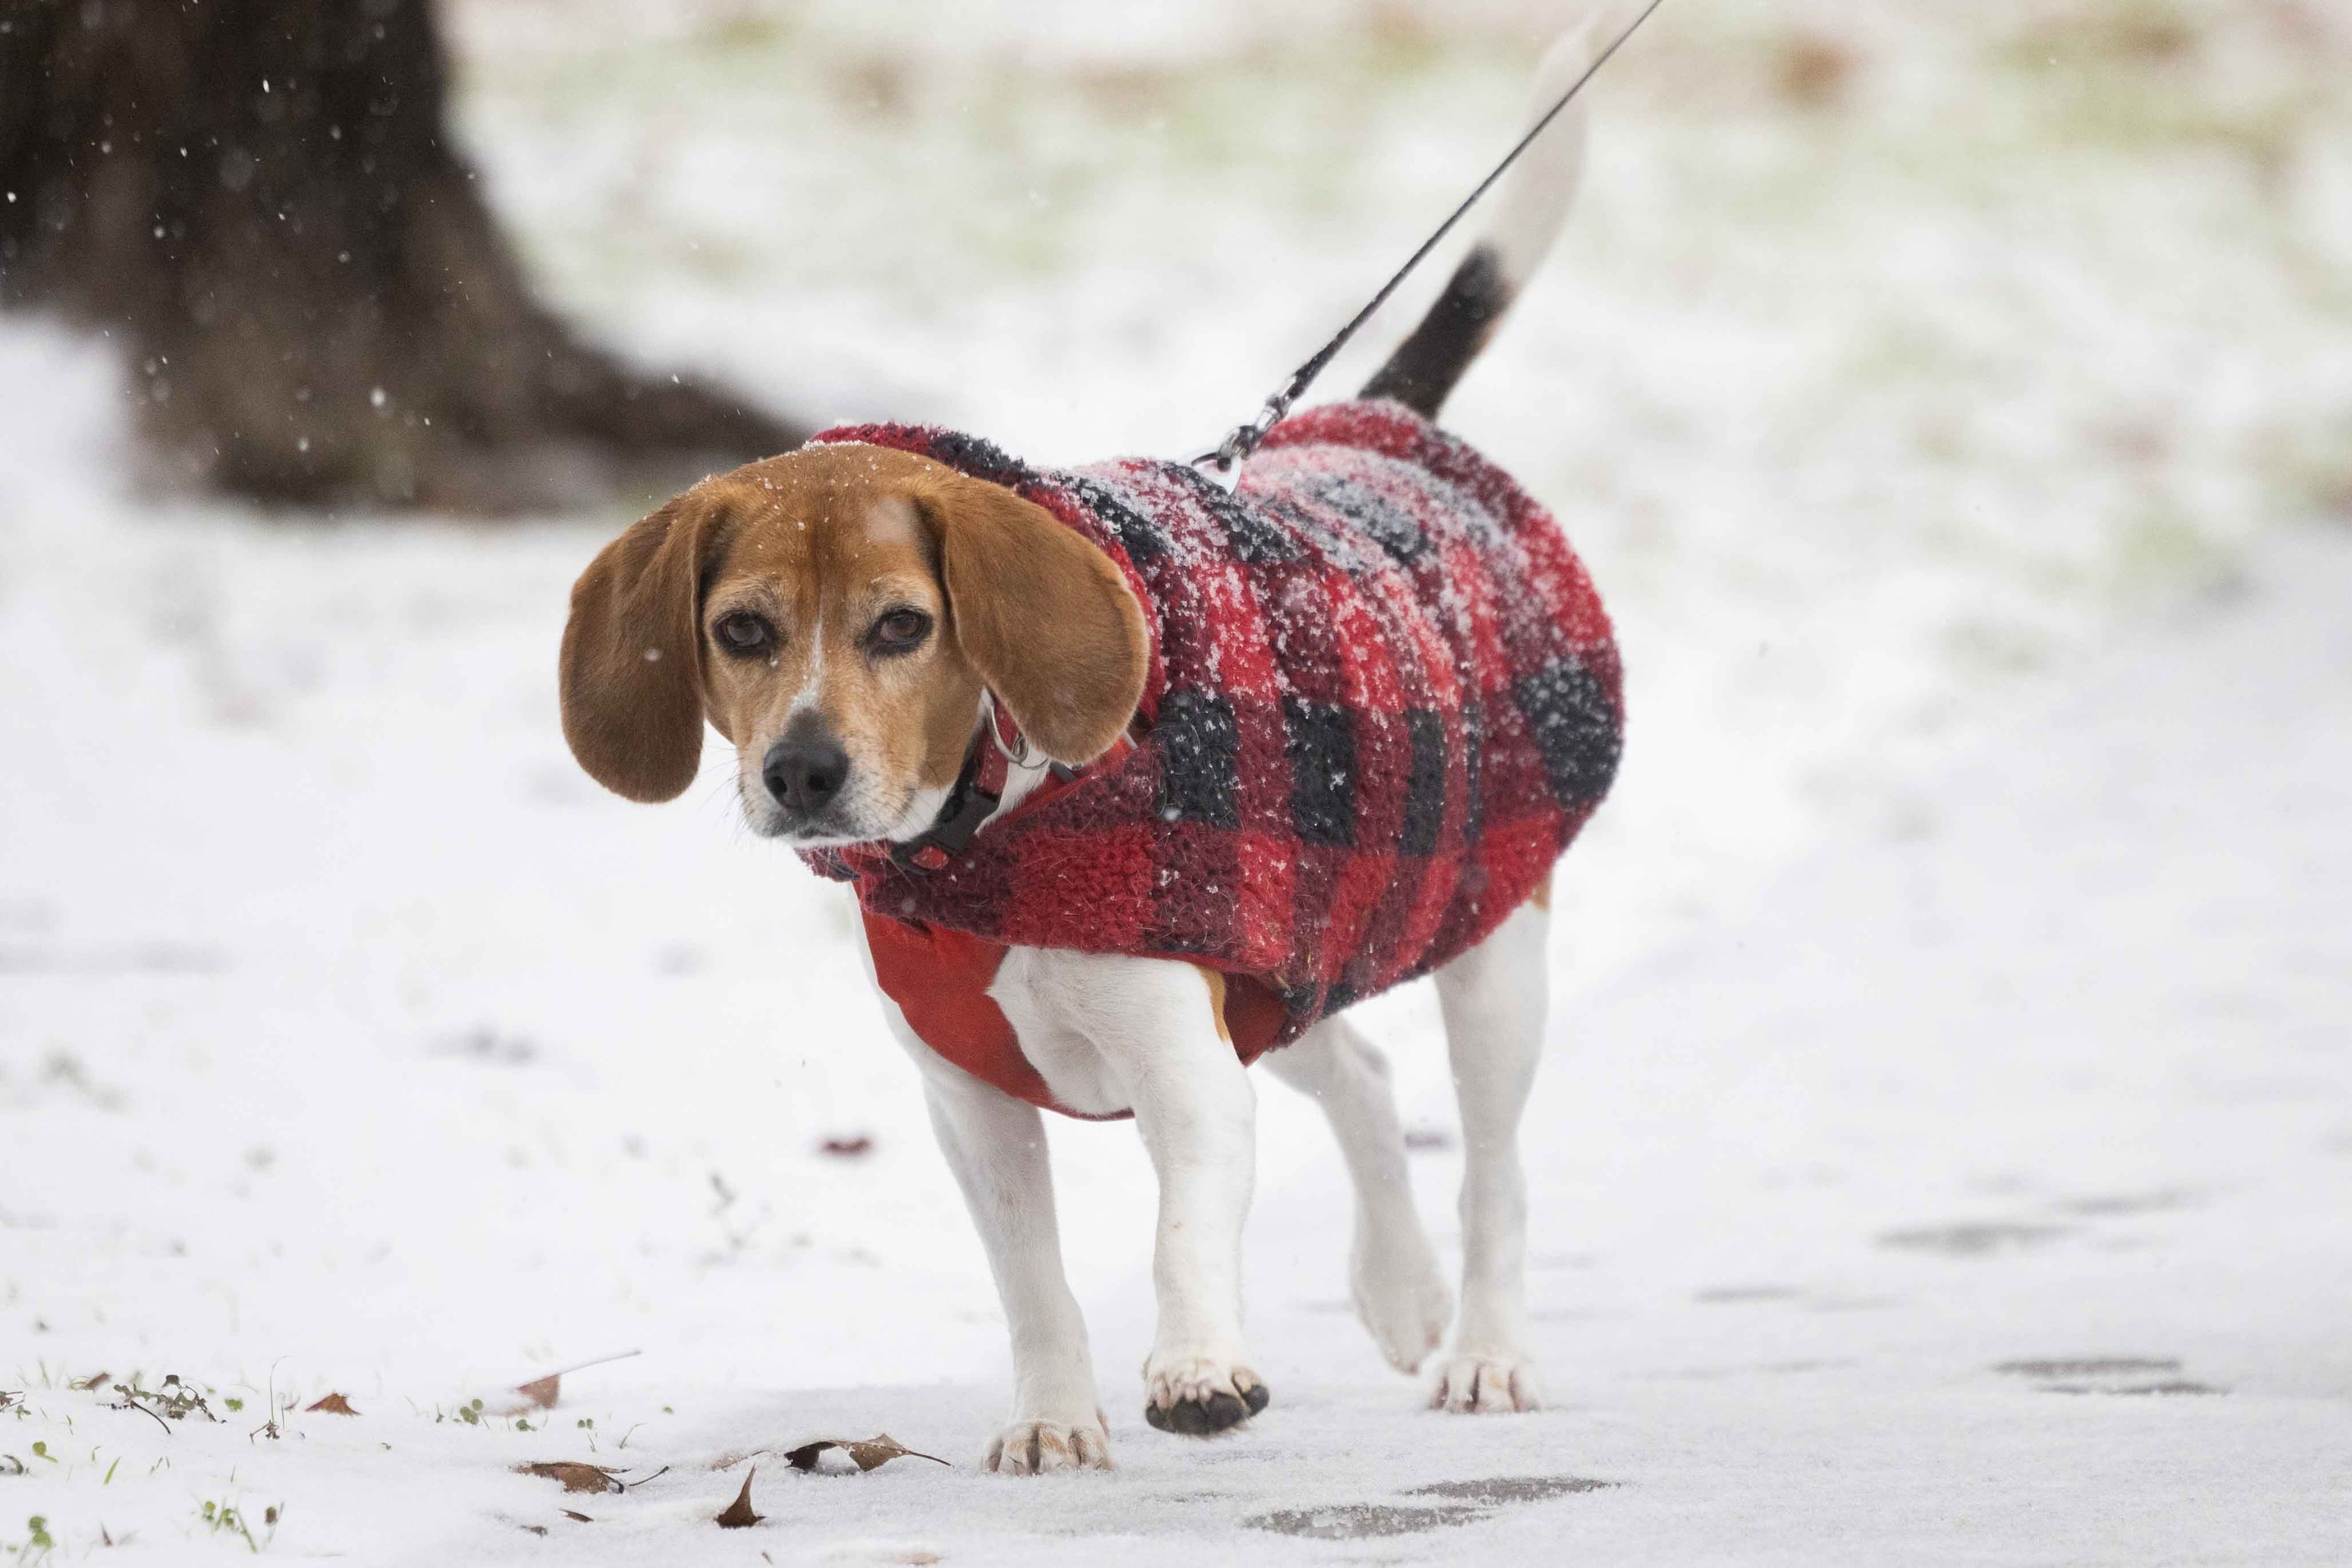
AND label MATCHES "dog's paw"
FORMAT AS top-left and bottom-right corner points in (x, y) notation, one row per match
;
(1352, 1232), (1452, 1374)
(986, 1414), (1112, 1475)
(1141, 1353), (1270, 1436)
(1430, 1352), (1540, 1414)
